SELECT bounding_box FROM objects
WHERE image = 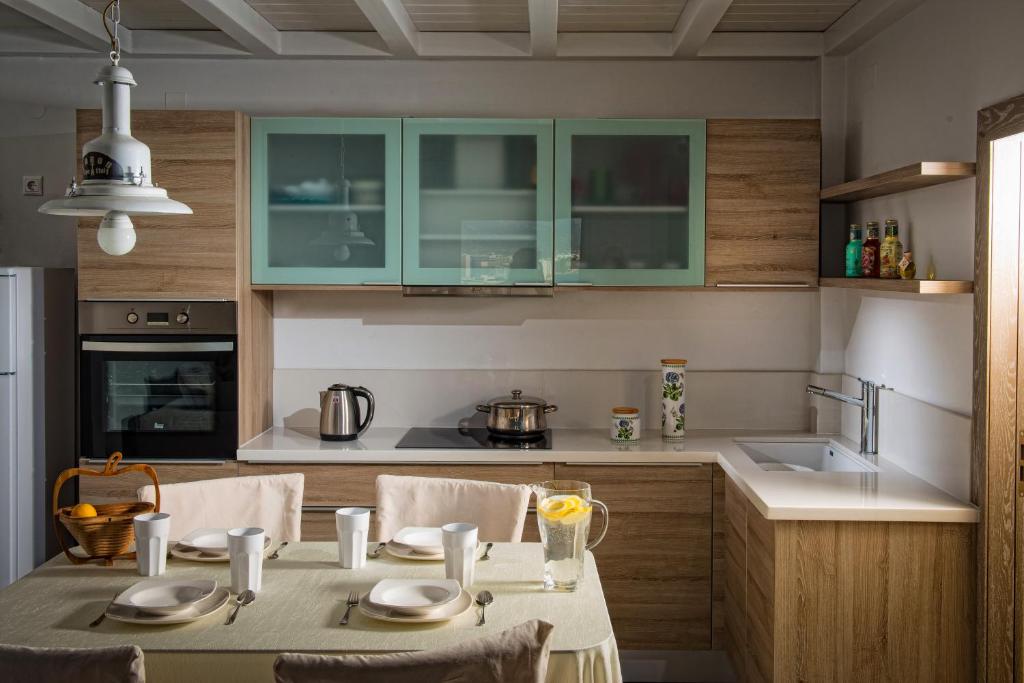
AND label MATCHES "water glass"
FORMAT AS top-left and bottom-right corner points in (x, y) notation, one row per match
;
(336, 507), (370, 569)
(533, 480), (609, 591)
(228, 527), (265, 594)
(442, 522), (478, 588)
(133, 512), (170, 577)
